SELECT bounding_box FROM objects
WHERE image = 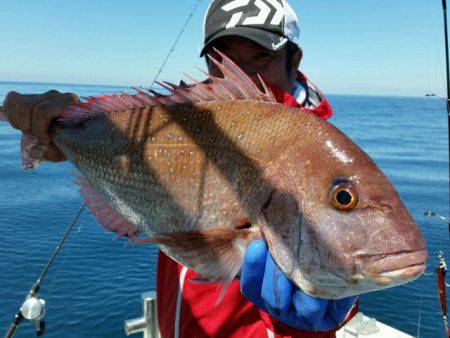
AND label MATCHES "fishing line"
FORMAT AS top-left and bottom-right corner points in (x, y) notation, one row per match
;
(427, 0), (446, 95)
(45, 245), (70, 296)
(147, 0), (202, 91)
(416, 276), (425, 338)
(425, 1), (434, 96)
(34, 203), (85, 293)
(423, 268), (435, 276)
